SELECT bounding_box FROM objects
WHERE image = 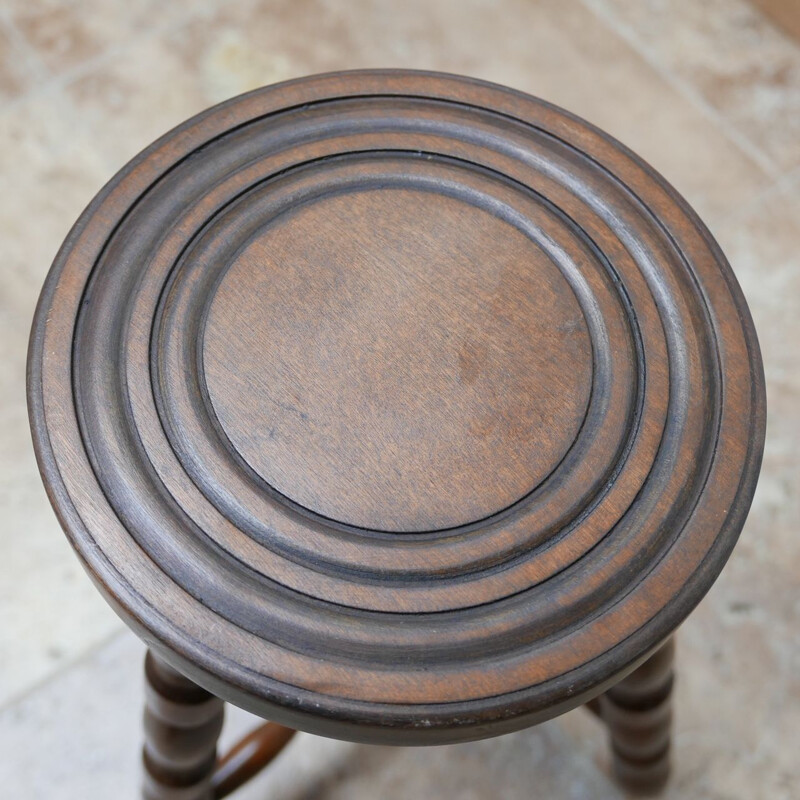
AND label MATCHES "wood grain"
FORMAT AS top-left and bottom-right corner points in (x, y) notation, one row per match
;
(27, 70), (766, 745)
(203, 184), (592, 532)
